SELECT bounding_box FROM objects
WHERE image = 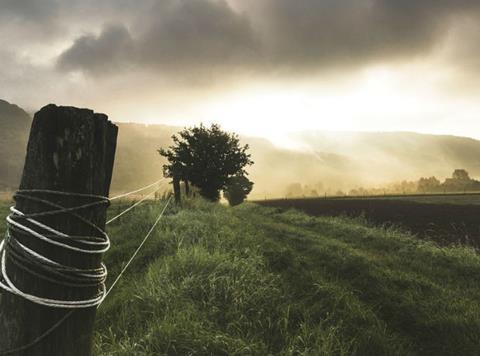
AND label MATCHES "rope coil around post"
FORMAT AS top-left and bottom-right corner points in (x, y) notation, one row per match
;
(0, 180), (170, 355)
(0, 190), (110, 309)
